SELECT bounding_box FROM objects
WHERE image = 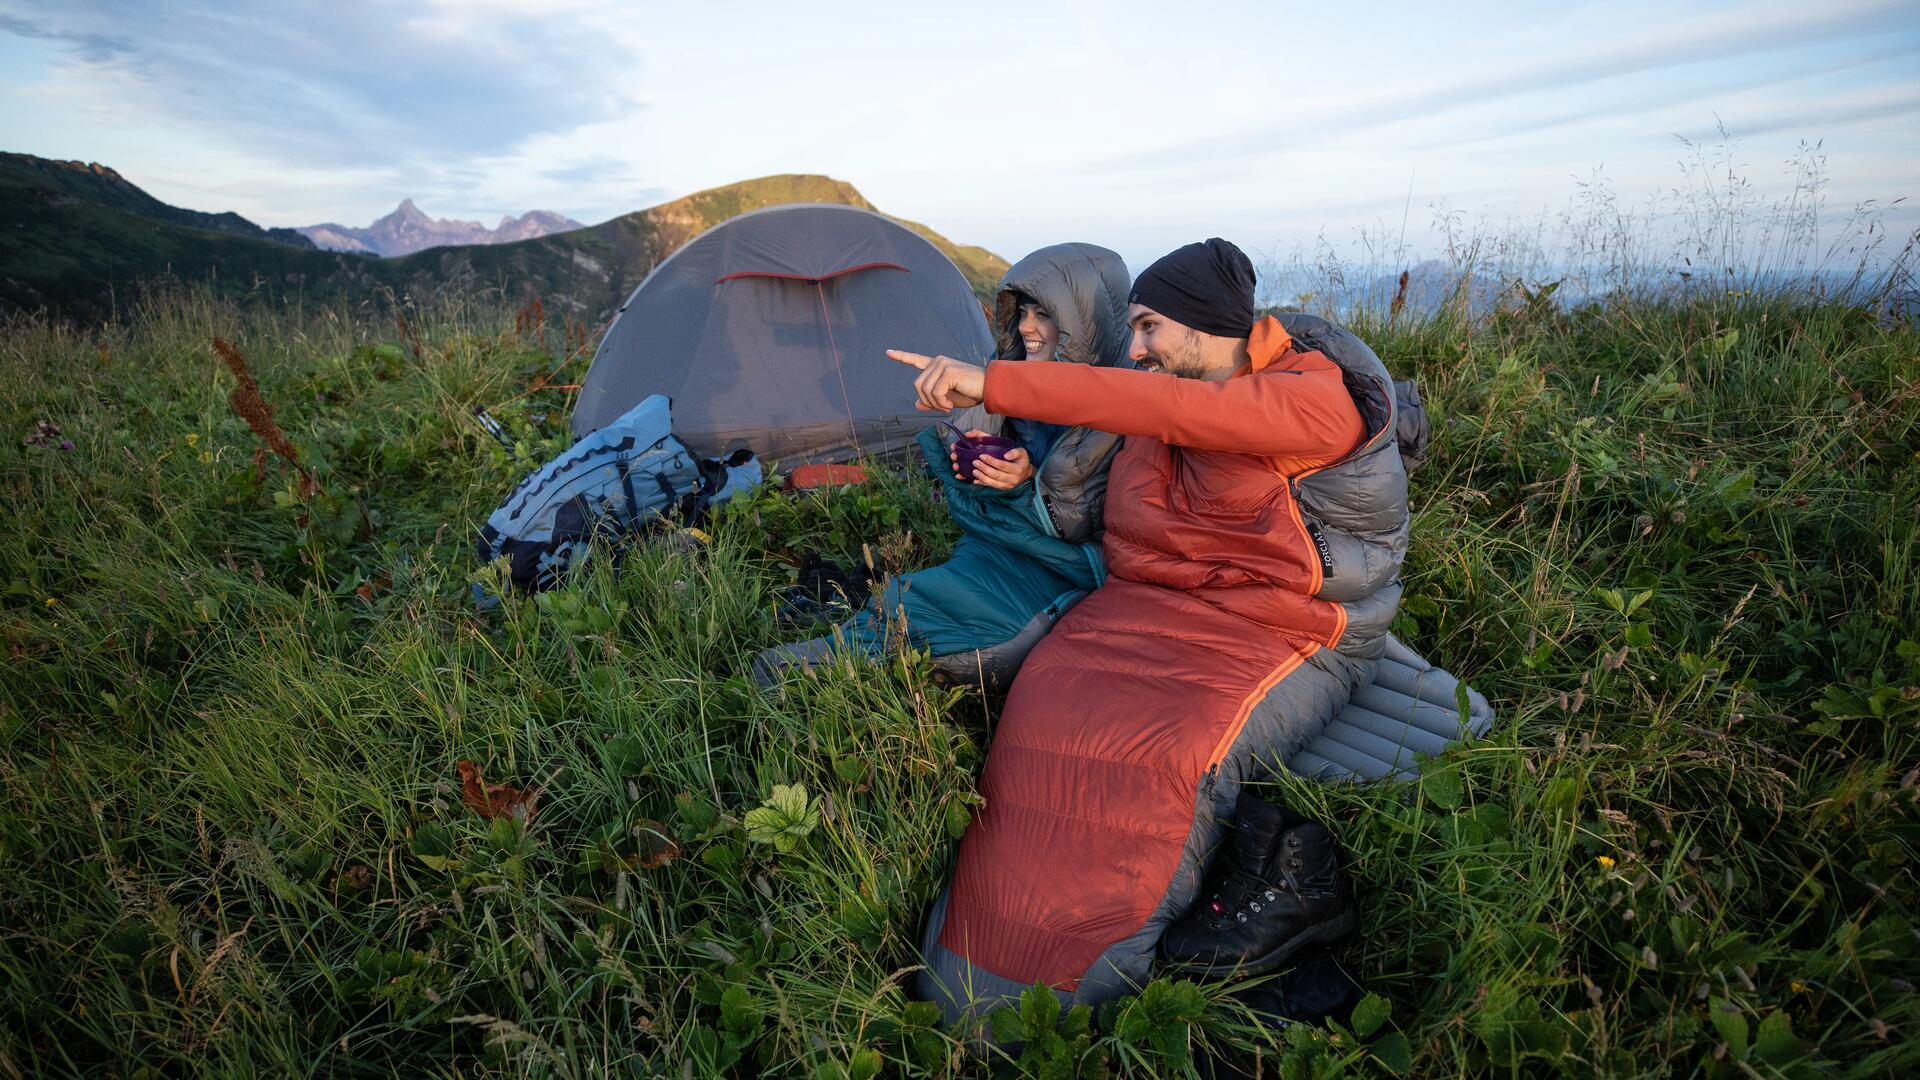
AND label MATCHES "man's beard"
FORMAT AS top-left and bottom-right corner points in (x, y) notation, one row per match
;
(1140, 330), (1208, 379)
